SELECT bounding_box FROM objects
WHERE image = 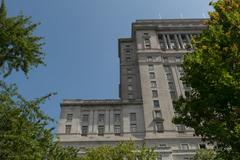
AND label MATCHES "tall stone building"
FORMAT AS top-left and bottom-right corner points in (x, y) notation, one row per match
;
(57, 19), (208, 160)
